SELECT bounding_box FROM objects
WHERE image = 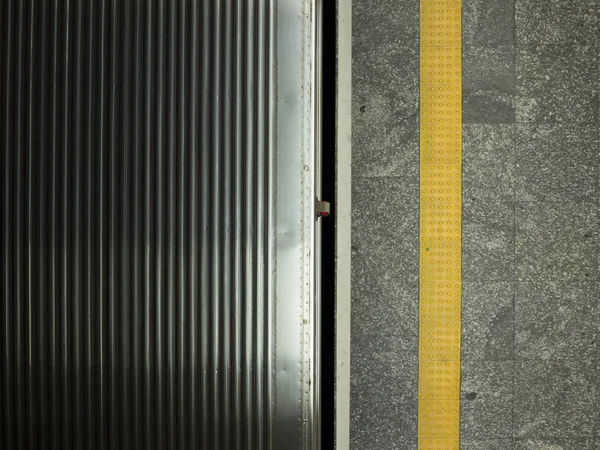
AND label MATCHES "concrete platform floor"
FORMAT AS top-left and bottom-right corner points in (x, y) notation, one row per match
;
(350, 0), (600, 448)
